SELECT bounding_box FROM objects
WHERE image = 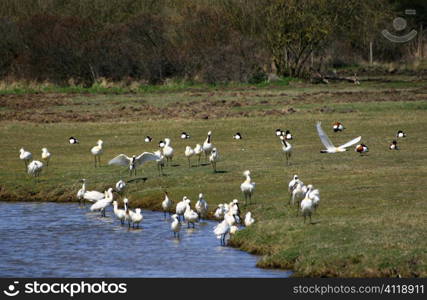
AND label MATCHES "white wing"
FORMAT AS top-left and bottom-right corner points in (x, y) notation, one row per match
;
(134, 152), (160, 166)
(84, 190), (105, 202)
(108, 154), (131, 166)
(338, 136), (361, 149)
(316, 122), (335, 150)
